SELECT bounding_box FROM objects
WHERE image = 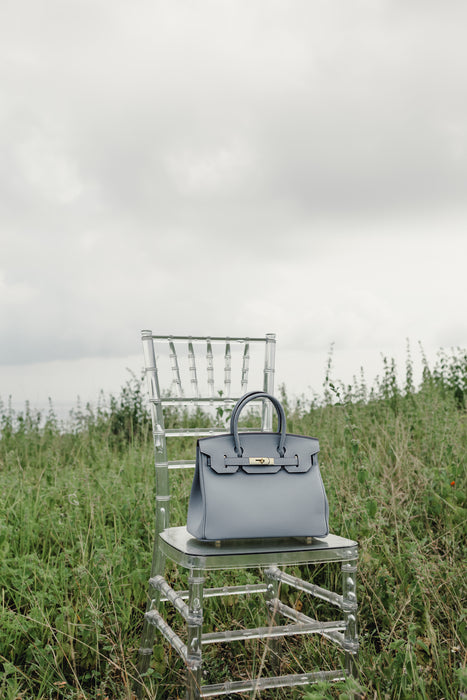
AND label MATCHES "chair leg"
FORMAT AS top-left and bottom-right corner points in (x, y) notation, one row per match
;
(135, 543), (167, 697)
(186, 568), (205, 700)
(137, 597), (160, 670)
(341, 558), (359, 677)
(264, 566), (281, 673)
